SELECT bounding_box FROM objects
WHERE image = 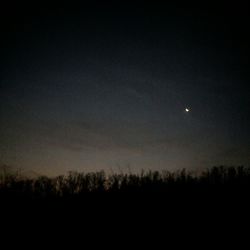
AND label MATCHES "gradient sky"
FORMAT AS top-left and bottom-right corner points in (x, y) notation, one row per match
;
(0, 2), (249, 175)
